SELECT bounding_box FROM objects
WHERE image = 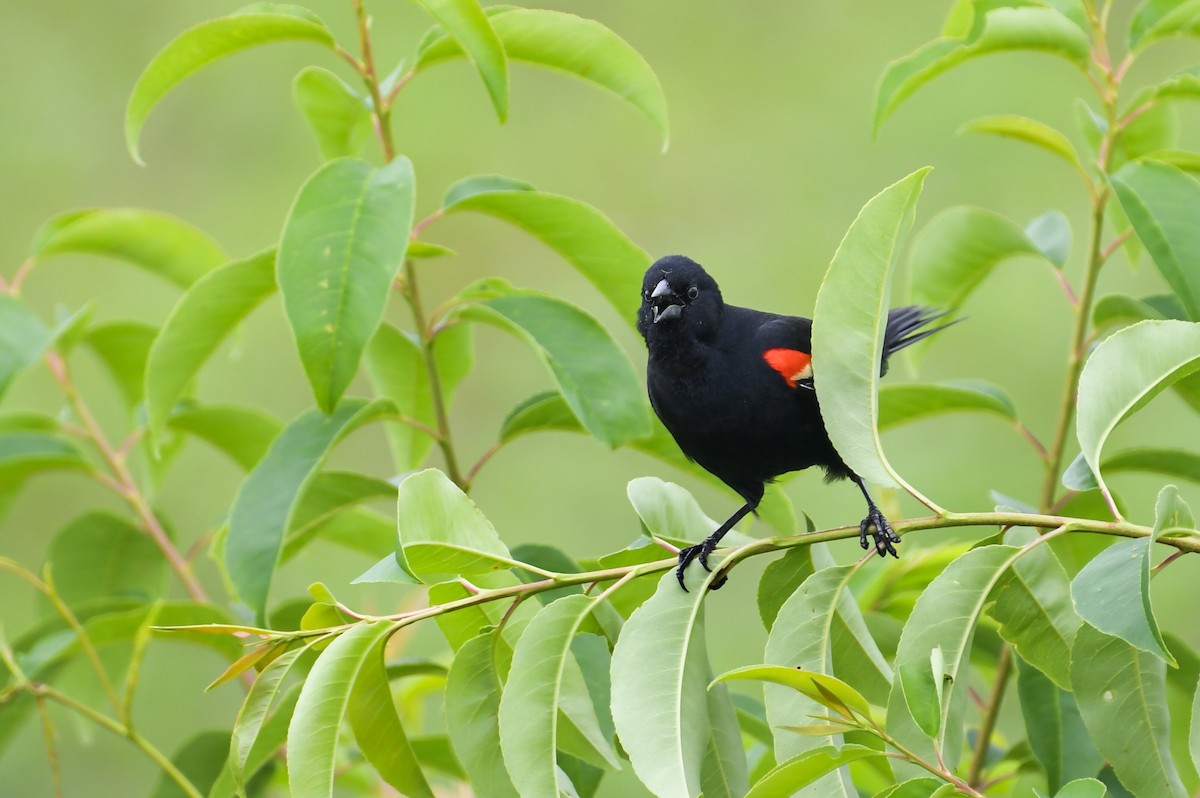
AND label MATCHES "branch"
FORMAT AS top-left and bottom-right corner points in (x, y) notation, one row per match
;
(967, 644), (1013, 787)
